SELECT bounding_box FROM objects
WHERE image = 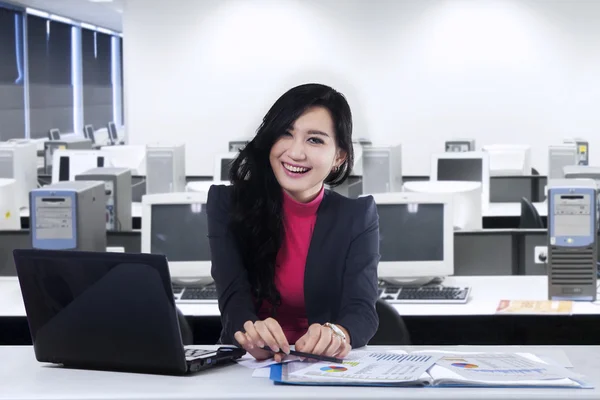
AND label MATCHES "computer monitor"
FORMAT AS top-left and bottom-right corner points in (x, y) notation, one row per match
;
(431, 151), (490, 206)
(482, 144), (532, 176)
(141, 192), (212, 284)
(563, 166), (600, 186)
(228, 140), (249, 152)
(83, 125), (96, 144)
(213, 152), (237, 181)
(186, 181), (229, 194)
(362, 144), (402, 194)
(107, 122), (118, 144)
(403, 180), (483, 230)
(51, 149), (106, 183)
(351, 140), (364, 176)
(48, 129), (61, 141)
(102, 145), (146, 175)
(445, 139), (475, 152)
(0, 178), (20, 229)
(548, 144), (578, 180)
(369, 192), (454, 285)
